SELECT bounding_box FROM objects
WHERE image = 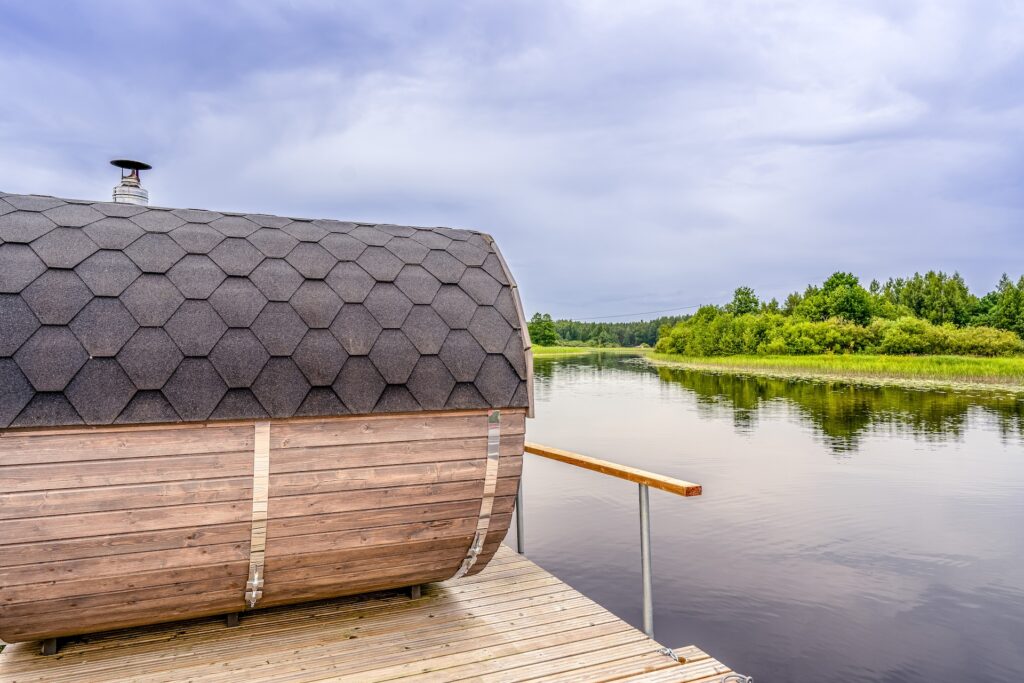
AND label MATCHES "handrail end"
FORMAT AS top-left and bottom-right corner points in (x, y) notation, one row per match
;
(524, 442), (702, 498)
